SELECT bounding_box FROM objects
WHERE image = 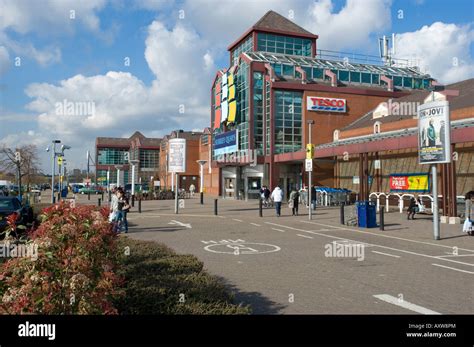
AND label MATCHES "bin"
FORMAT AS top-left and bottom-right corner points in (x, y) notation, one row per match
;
(357, 201), (377, 228)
